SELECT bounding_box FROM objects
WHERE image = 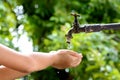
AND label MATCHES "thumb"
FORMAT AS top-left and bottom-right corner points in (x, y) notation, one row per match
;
(79, 53), (83, 58)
